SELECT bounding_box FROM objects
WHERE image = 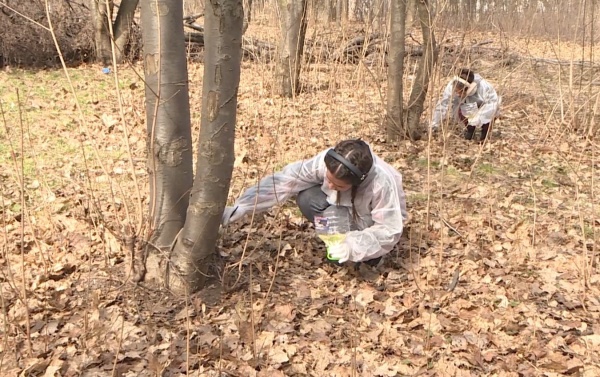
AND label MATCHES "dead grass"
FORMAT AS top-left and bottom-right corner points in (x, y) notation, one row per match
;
(0, 24), (599, 377)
